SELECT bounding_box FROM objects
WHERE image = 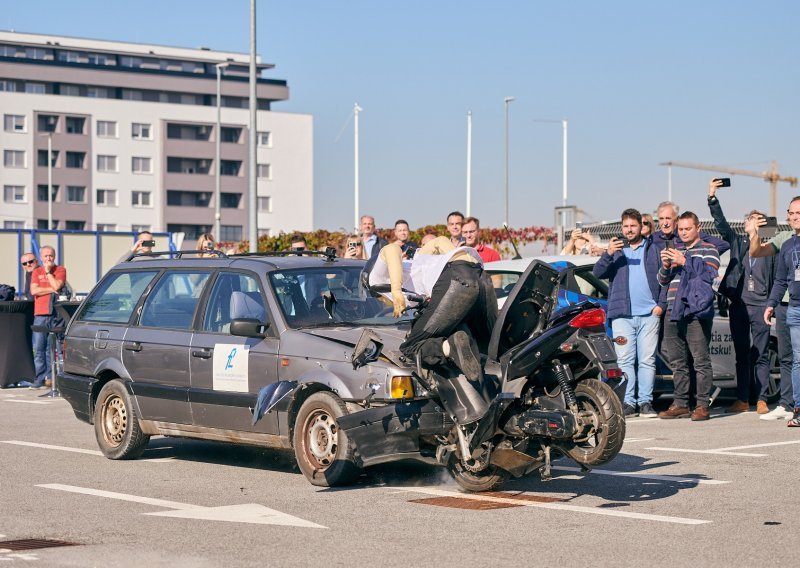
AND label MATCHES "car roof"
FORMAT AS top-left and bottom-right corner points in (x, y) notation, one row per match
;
(110, 252), (367, 272)
(486, 254), (599, 272)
